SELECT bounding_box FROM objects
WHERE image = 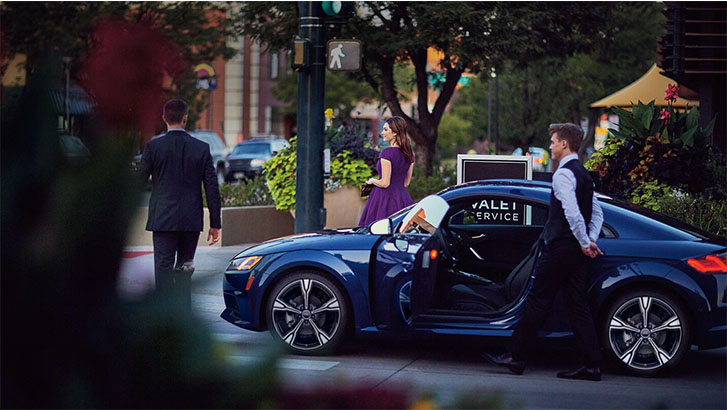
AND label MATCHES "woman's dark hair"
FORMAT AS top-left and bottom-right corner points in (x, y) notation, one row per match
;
(385, 116), (414, 164)
(163, 99), (188, 124)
